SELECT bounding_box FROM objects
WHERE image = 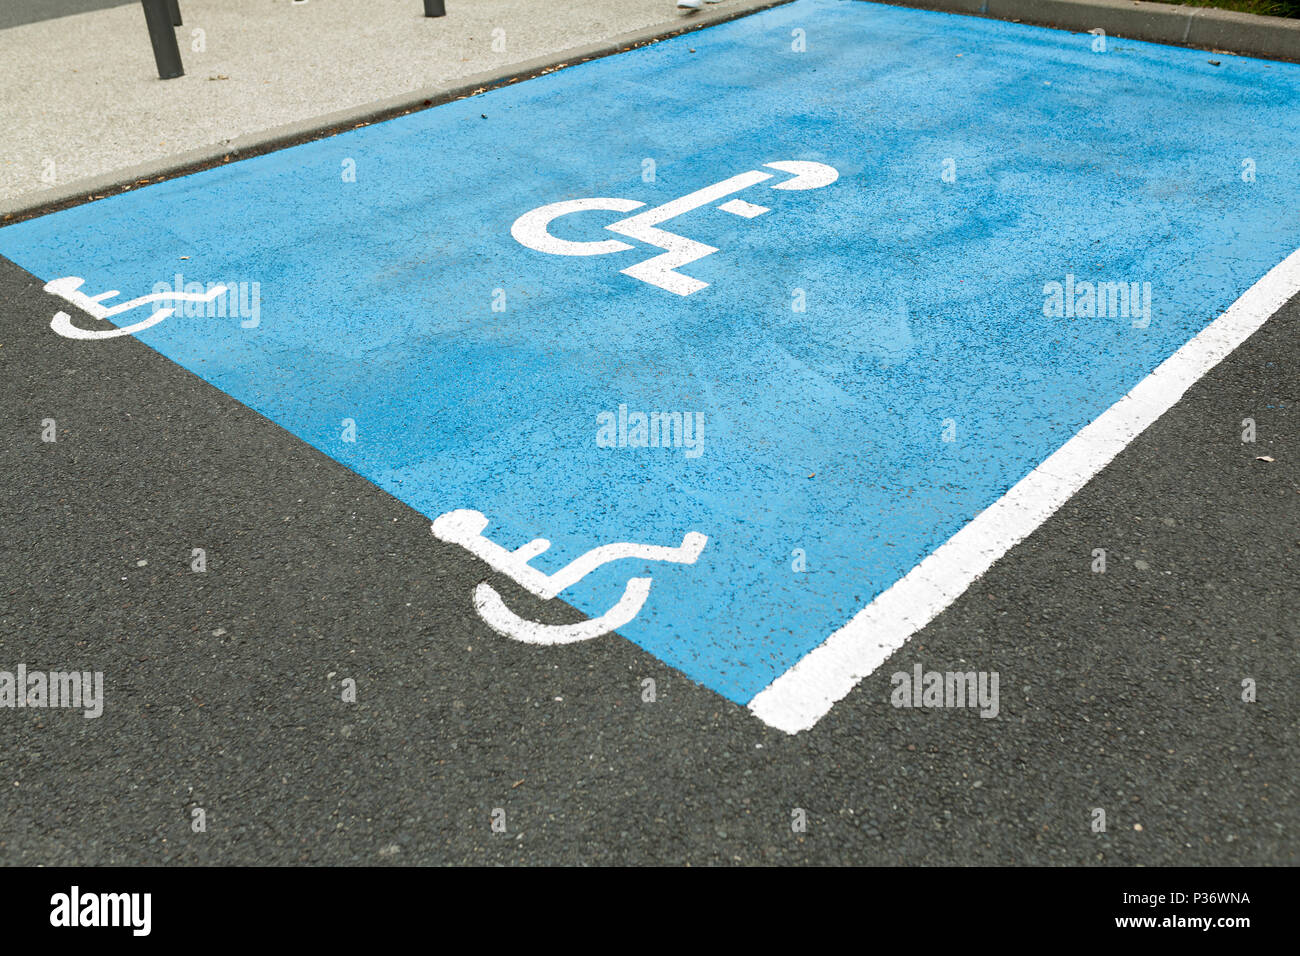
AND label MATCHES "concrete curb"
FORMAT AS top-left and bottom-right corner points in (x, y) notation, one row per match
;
(875, 0), (1300, 63)
(0, 0), (795, 224)
(5, 0), (1297, 224)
